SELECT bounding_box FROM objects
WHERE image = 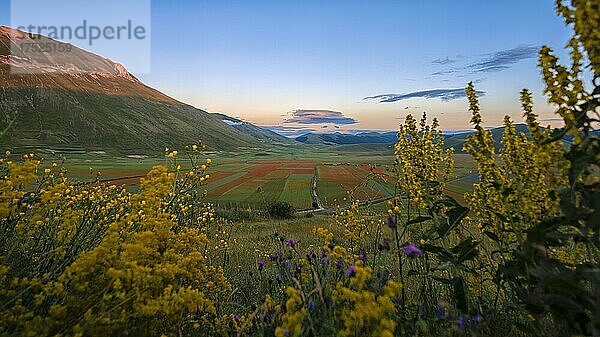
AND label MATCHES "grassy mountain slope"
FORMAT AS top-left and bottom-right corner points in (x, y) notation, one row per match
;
(0, 26), (267, 153)
(0, 88), (262, 153)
